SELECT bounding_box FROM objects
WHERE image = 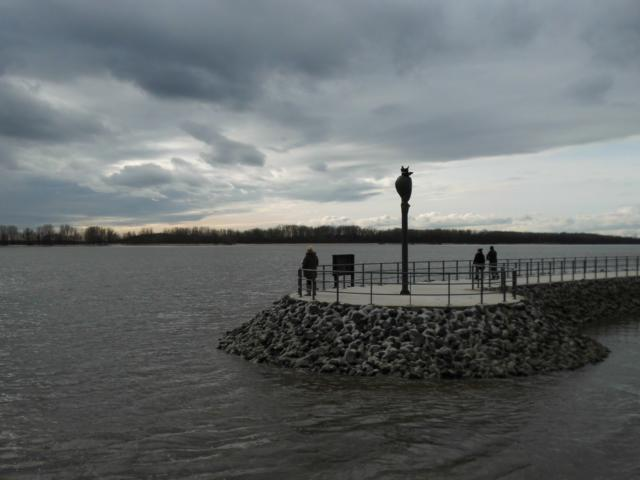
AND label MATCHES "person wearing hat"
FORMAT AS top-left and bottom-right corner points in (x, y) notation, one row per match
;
(473, 248), (486, 281)
(301, 247), (319, 295)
